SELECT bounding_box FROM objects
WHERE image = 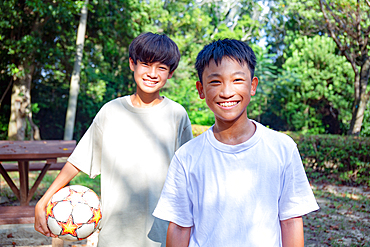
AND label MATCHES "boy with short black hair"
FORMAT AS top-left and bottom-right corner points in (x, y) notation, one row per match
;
(153, 39), (319, 246)
(35, 32), (193, 246)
